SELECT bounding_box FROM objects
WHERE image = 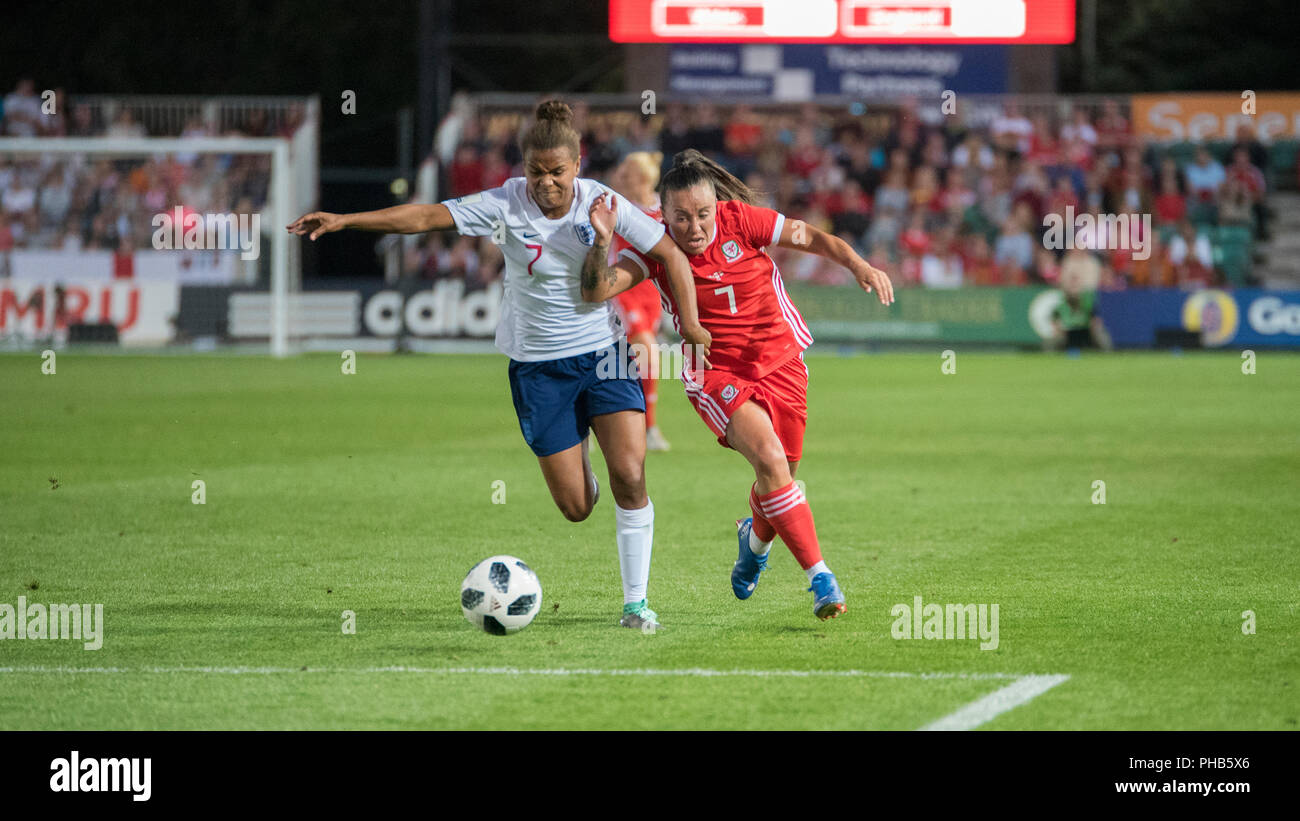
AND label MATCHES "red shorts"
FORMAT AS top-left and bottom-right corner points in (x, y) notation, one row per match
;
(615, 280), (663, 338)
(682, 353), (809, 462)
